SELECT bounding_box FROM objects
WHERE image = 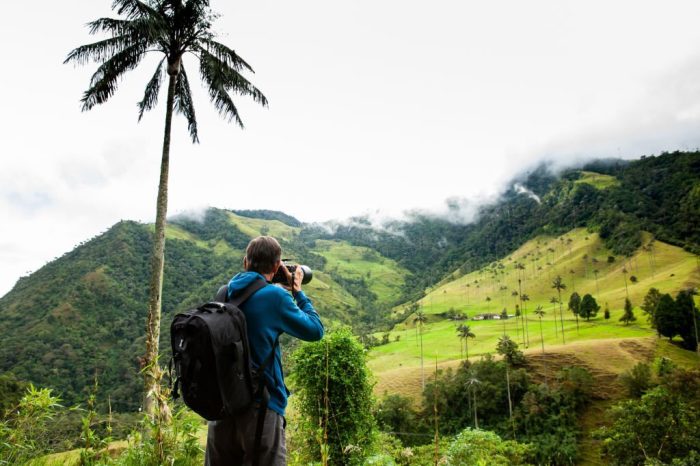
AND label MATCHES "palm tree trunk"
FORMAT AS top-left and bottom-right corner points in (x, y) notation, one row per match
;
(505, 363), (516, 439)
(144, 73), (176, 416)
(539, 318), (547, 386)
(473, 386), (478, 429)
(558, 291), (566, 345)
(420, 323), (425, 389)
(524, 307), (530, 348)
